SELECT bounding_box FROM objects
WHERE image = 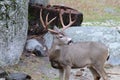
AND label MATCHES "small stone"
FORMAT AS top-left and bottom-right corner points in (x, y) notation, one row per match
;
(0, 78), (5, 80)
(75, 70), (83, 77)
